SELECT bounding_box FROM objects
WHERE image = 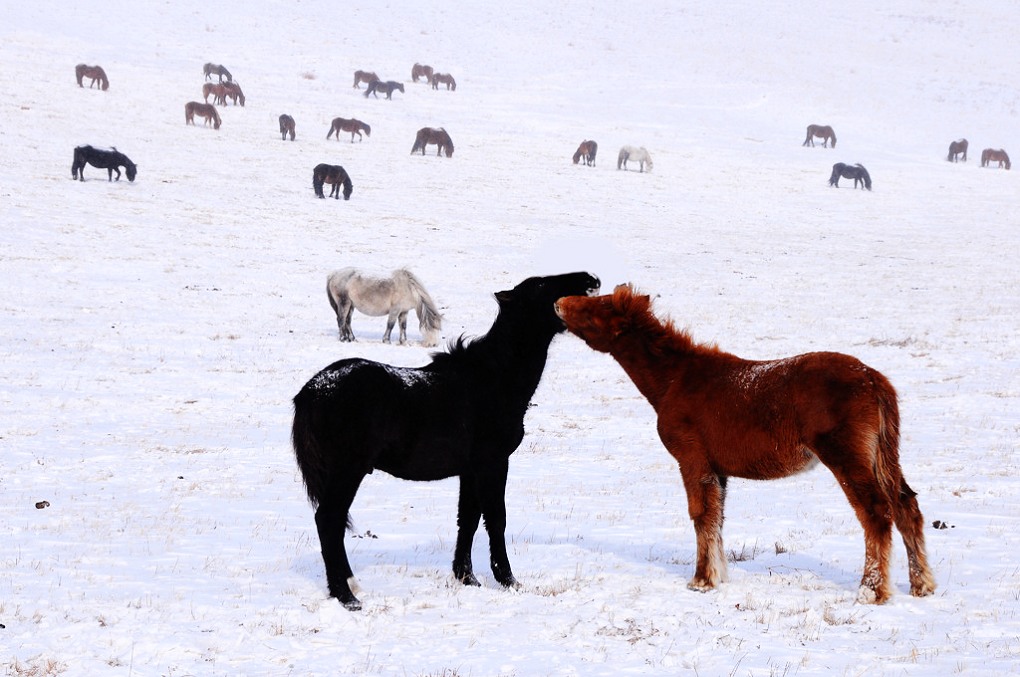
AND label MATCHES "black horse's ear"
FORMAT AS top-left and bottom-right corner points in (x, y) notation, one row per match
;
(494, 290), (513, 303)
